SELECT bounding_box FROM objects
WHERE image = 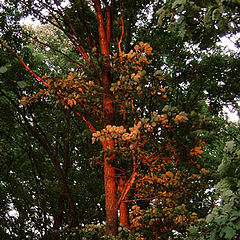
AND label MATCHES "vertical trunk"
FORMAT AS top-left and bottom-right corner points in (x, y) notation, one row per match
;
(103, 138), (118, 236)
(102, 73), (118, 236)
(94, 0), (118, 236)
(119, 202), (129, 228)
(53, 197), (64, 230)
(23, 116), (78, 227)
(50, 197), (64, 240)
(118, 178), (129, 228)
(50, 154), (78, 227)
